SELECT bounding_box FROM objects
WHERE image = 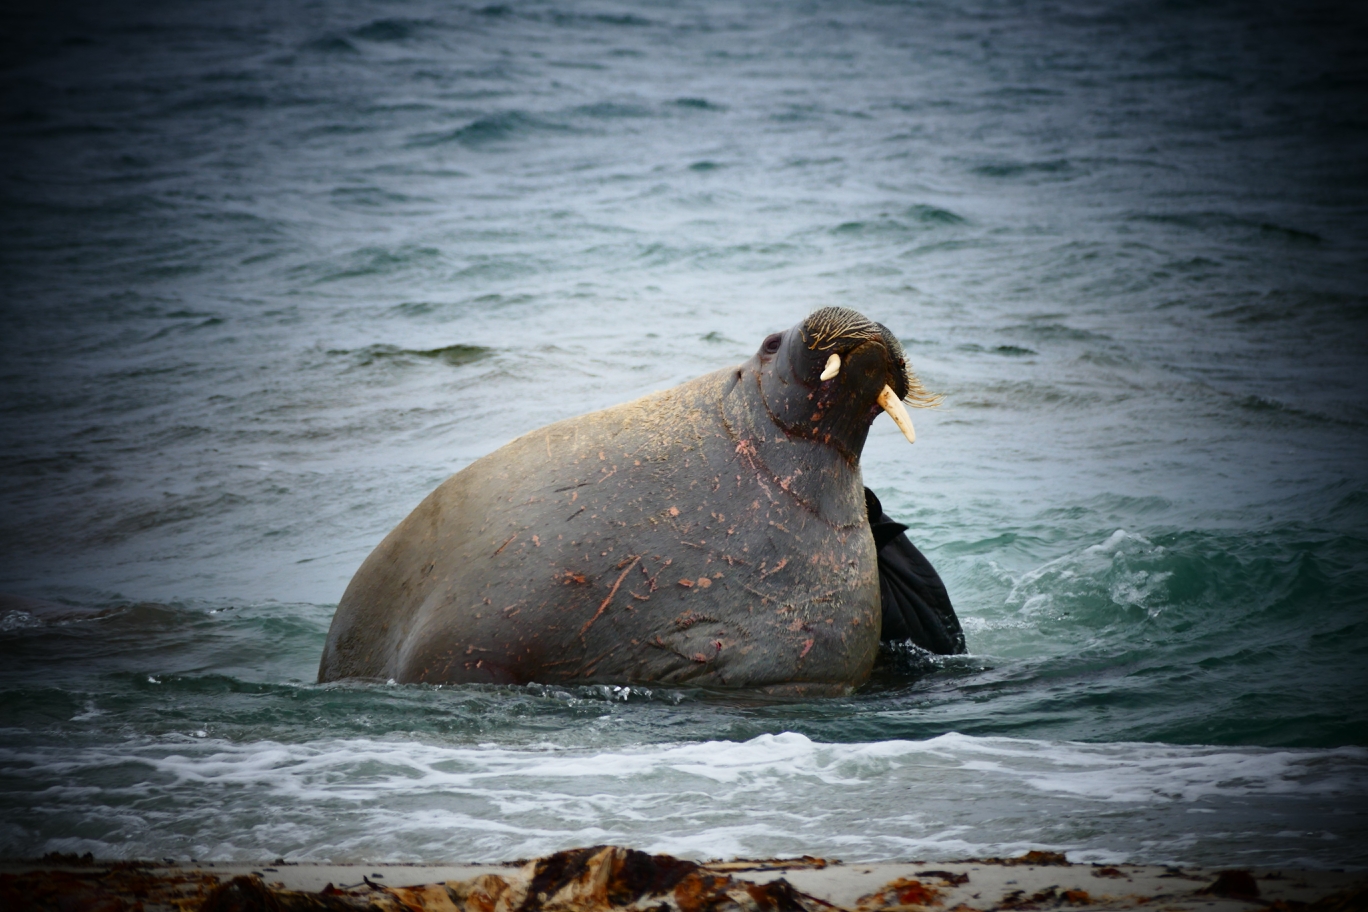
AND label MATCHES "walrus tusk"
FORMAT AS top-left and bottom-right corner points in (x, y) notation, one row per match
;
(877, 385), (916, 444)
(820, 353), (841, 381)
